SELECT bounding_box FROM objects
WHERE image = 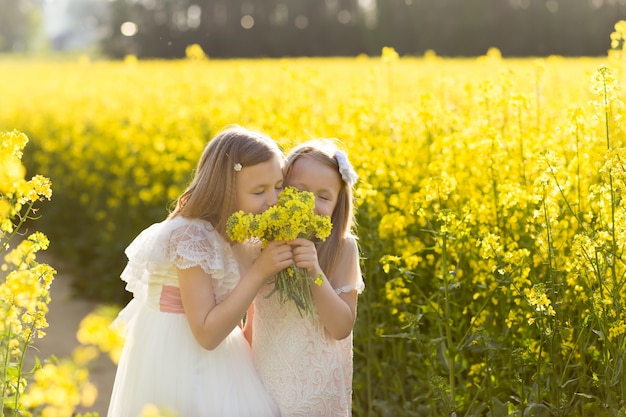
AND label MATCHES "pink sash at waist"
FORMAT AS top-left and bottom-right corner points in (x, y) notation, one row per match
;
(160, 285), (185, 314)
